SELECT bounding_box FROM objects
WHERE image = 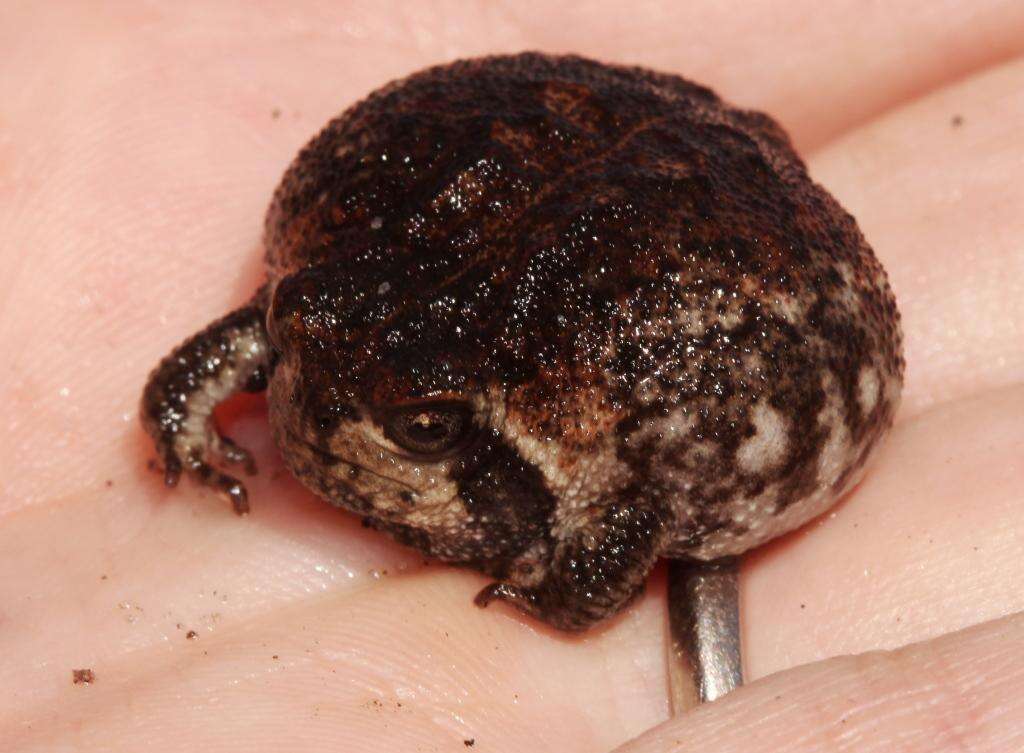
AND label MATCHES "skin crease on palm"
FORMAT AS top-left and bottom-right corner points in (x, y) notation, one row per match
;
(1, 1), (1023, 751)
